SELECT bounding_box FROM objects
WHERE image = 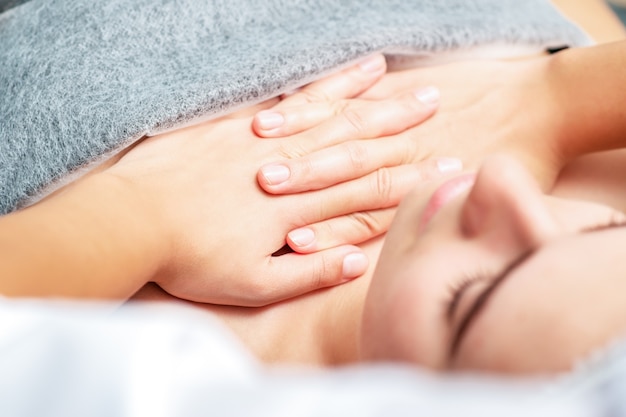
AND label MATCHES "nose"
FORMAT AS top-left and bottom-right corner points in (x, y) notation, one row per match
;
(460, 155), (560, 249)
